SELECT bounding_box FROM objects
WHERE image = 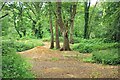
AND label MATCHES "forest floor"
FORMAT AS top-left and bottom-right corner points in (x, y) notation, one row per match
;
(18, 42), (119, 78)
